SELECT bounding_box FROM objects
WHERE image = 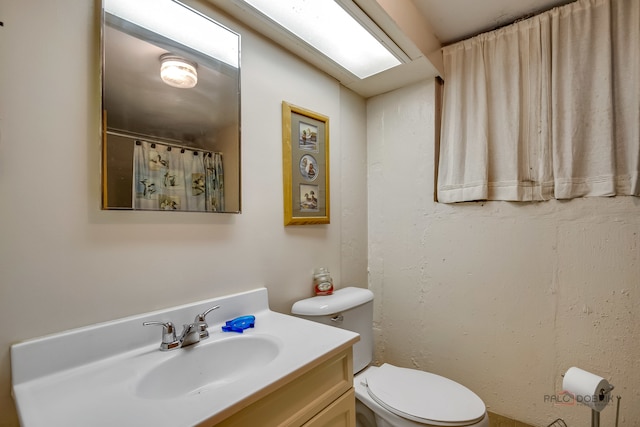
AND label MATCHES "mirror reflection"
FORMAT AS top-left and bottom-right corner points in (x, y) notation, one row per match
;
(102, 0), (241, 212)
